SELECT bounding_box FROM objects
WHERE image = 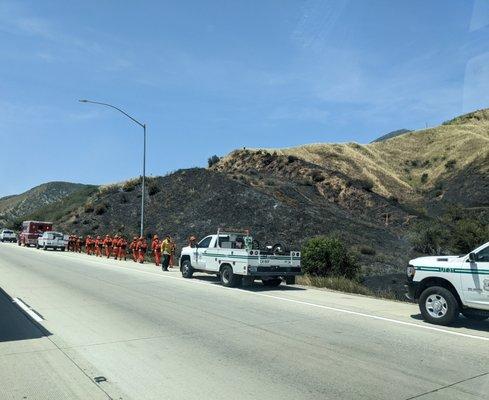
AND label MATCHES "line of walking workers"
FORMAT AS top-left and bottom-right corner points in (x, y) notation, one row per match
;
(67, 234), (178, 271)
